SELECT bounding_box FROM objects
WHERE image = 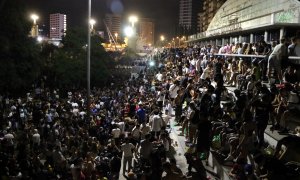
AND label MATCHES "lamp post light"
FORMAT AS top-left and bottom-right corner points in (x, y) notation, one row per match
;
(182, 36), (186, 47)
(31, 14), (39, 25)
(177, 37), (181, 47)
(160, 35), (165, 47)
(129, 15), (138, 27)
(87, 0), (91, 121)
(114, 32), (118, 43)
(89, 19), (96, 31)
(124, 26), (134, 37)
(30, 14), (39, 37)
